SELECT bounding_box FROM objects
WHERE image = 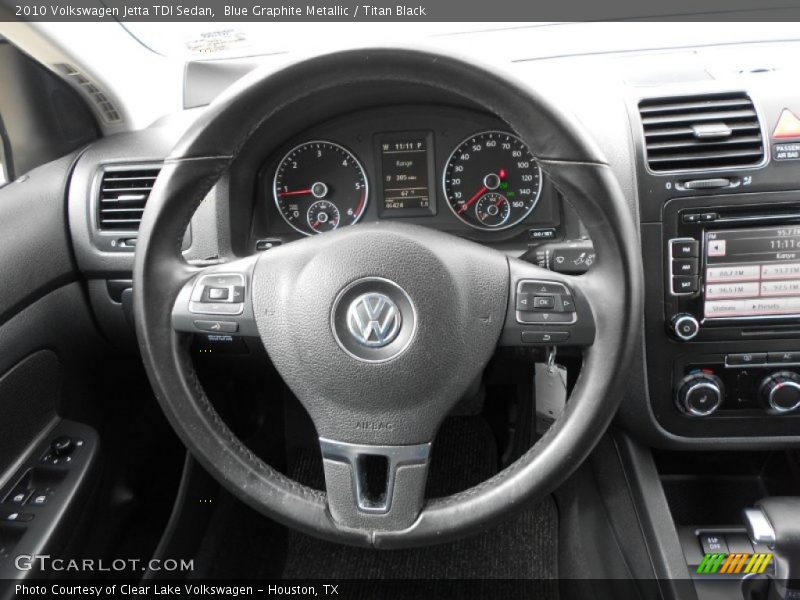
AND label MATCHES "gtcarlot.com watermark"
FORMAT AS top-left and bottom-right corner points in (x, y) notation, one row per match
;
(14, 554), (194, 573)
